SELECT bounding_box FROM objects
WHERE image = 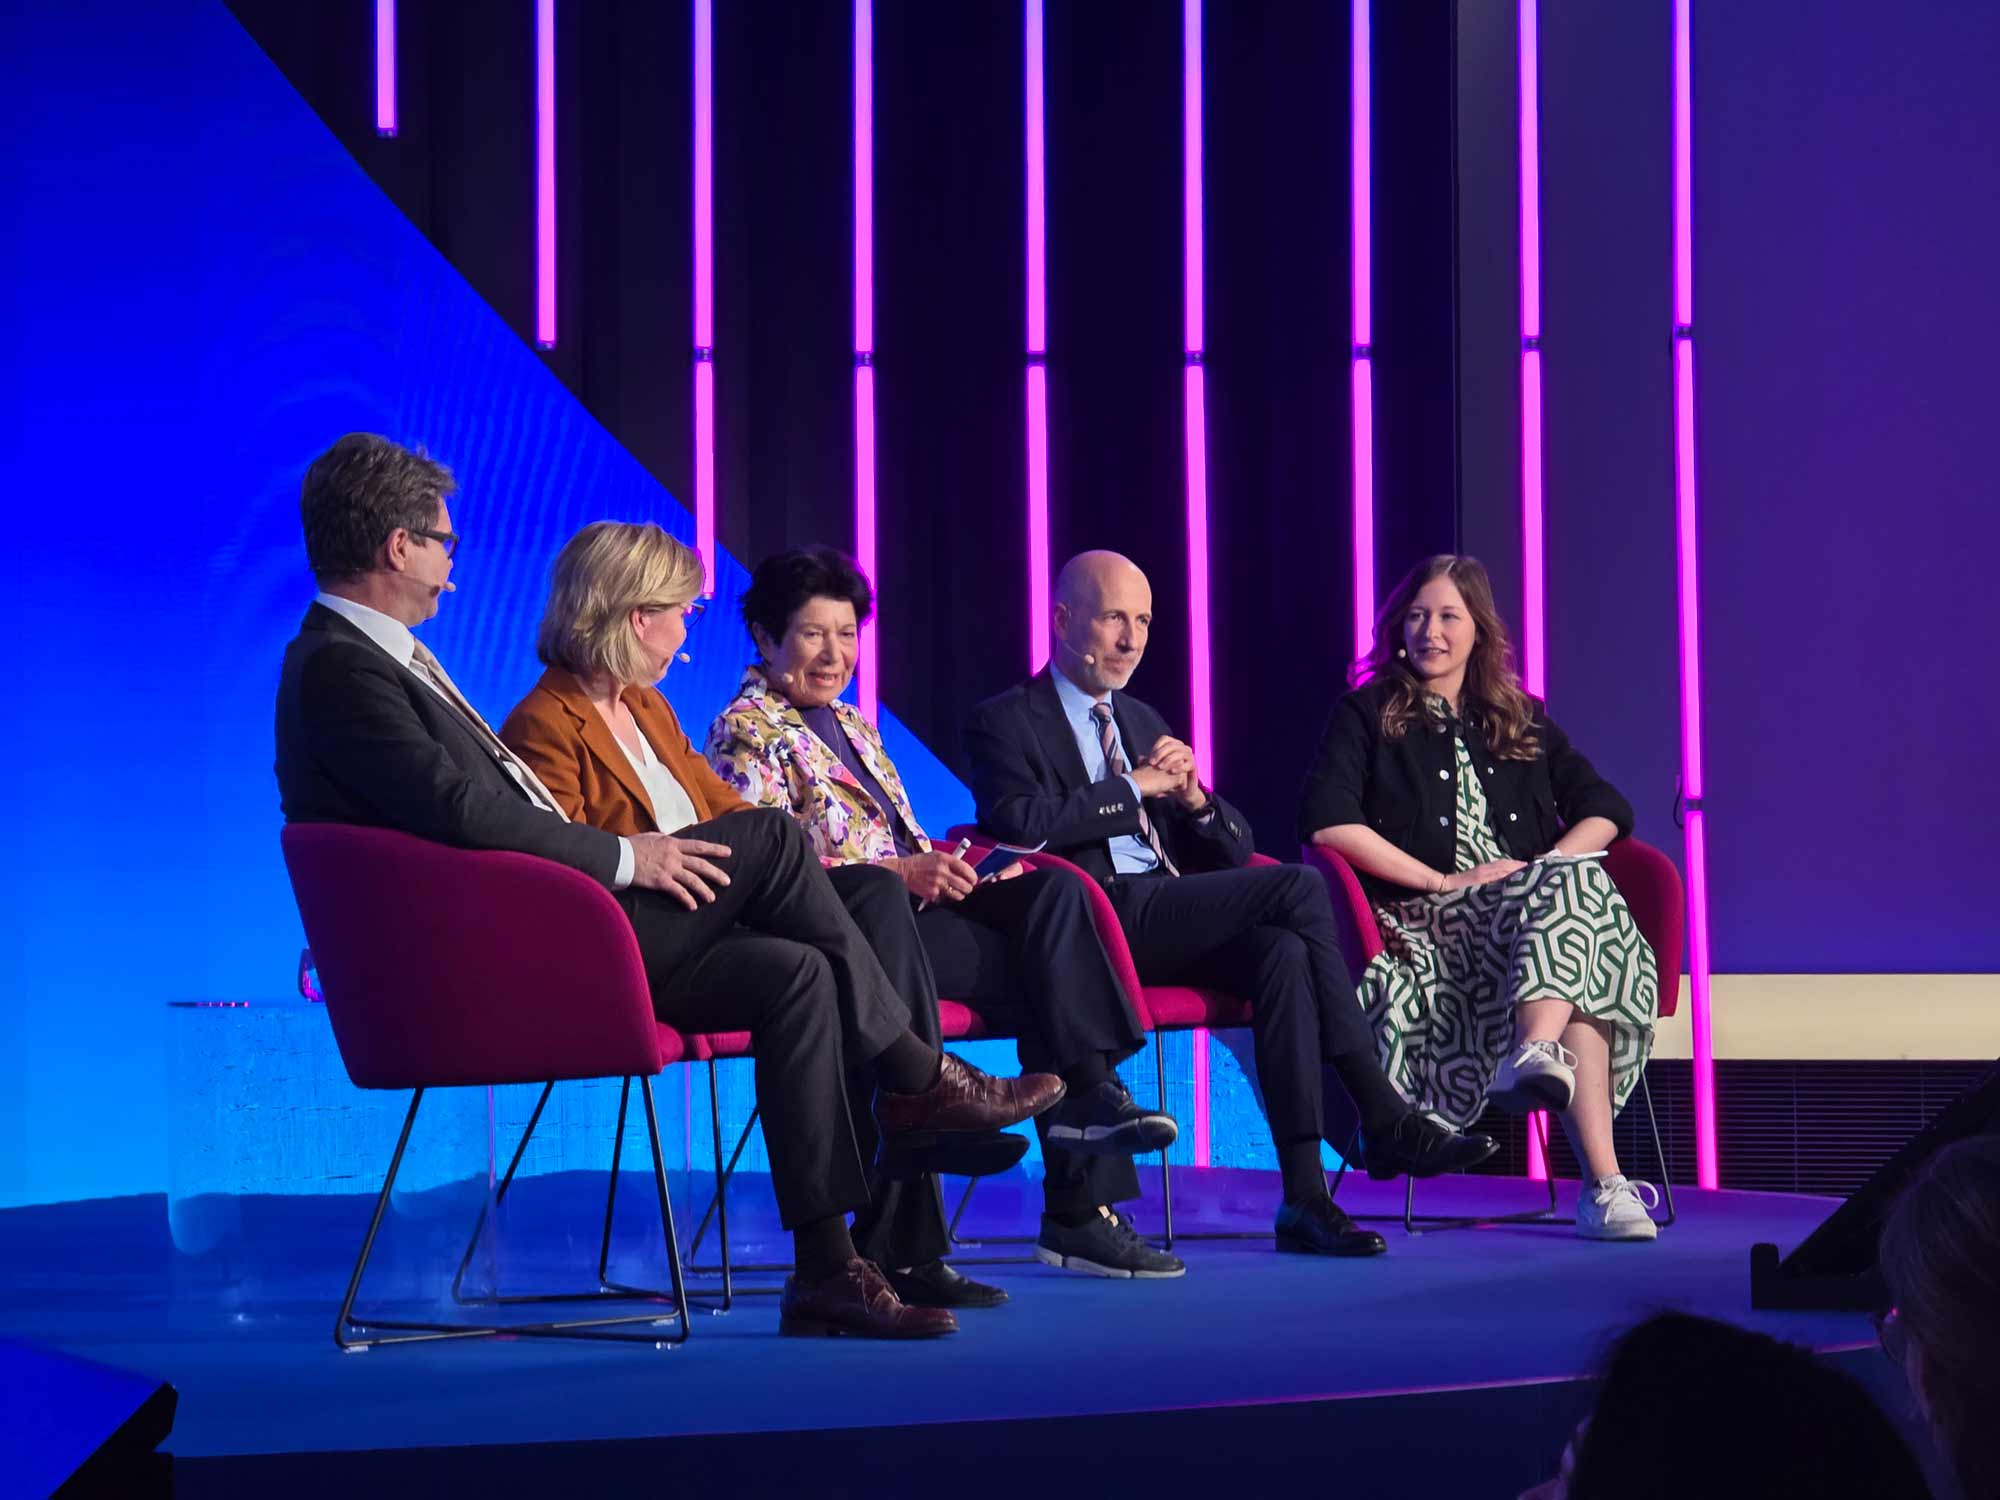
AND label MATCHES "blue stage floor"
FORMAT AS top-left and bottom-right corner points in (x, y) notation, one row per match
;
(0, 1168), (1912, 1497)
